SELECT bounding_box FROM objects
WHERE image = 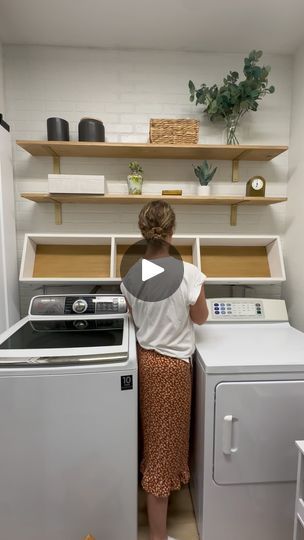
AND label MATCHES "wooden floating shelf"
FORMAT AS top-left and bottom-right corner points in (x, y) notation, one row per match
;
(21, 193), (287, 205)
(20, 193), (287, 227)
(17, 140), (288, 161)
